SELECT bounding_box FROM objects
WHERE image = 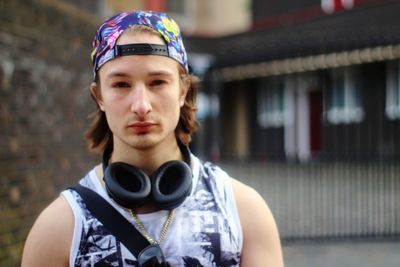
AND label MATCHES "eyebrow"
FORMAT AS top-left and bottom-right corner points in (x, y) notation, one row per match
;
(147, 70), (174, 78)
(105, 70), (175, 80)
(105, 72), (130, 80)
